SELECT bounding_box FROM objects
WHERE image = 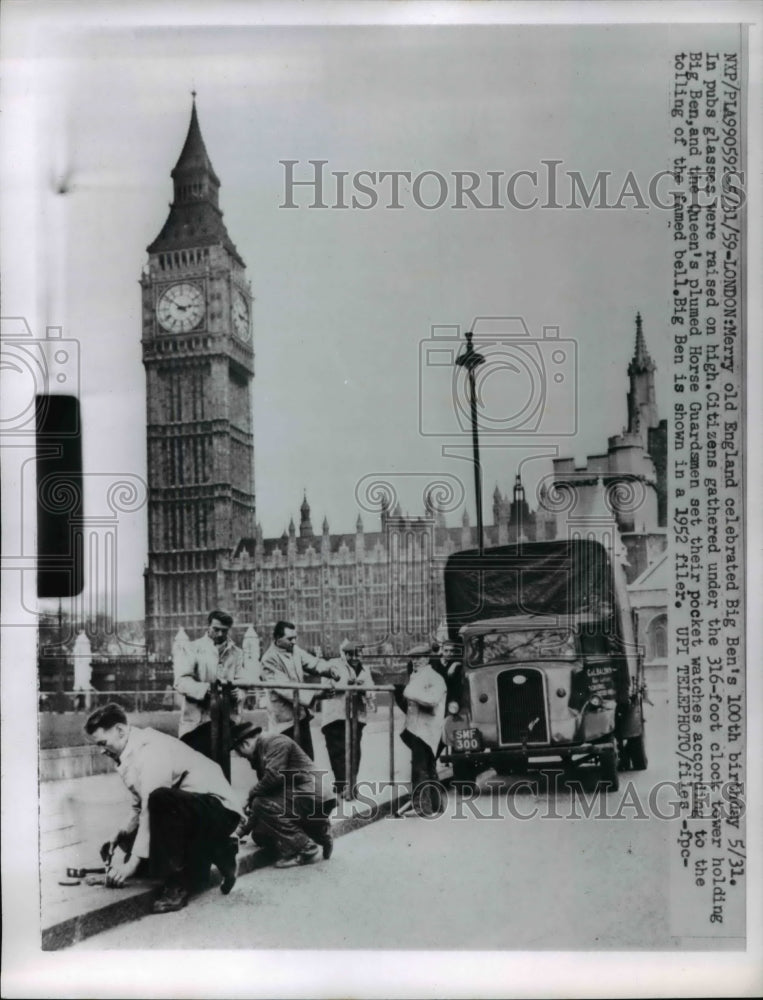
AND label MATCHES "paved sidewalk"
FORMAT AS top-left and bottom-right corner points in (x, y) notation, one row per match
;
(40, 710), (436, 949)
